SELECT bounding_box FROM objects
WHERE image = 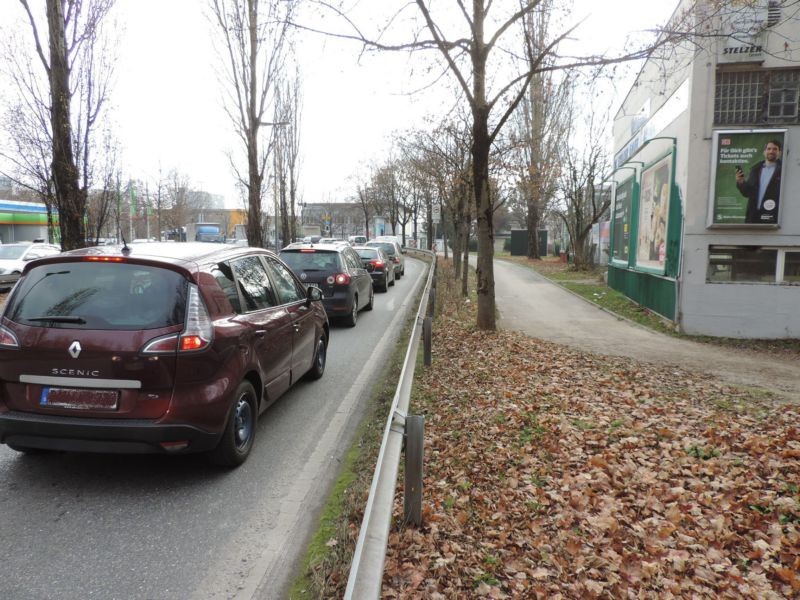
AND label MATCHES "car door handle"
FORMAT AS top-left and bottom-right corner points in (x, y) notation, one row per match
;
(254, 330), (266, 338)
